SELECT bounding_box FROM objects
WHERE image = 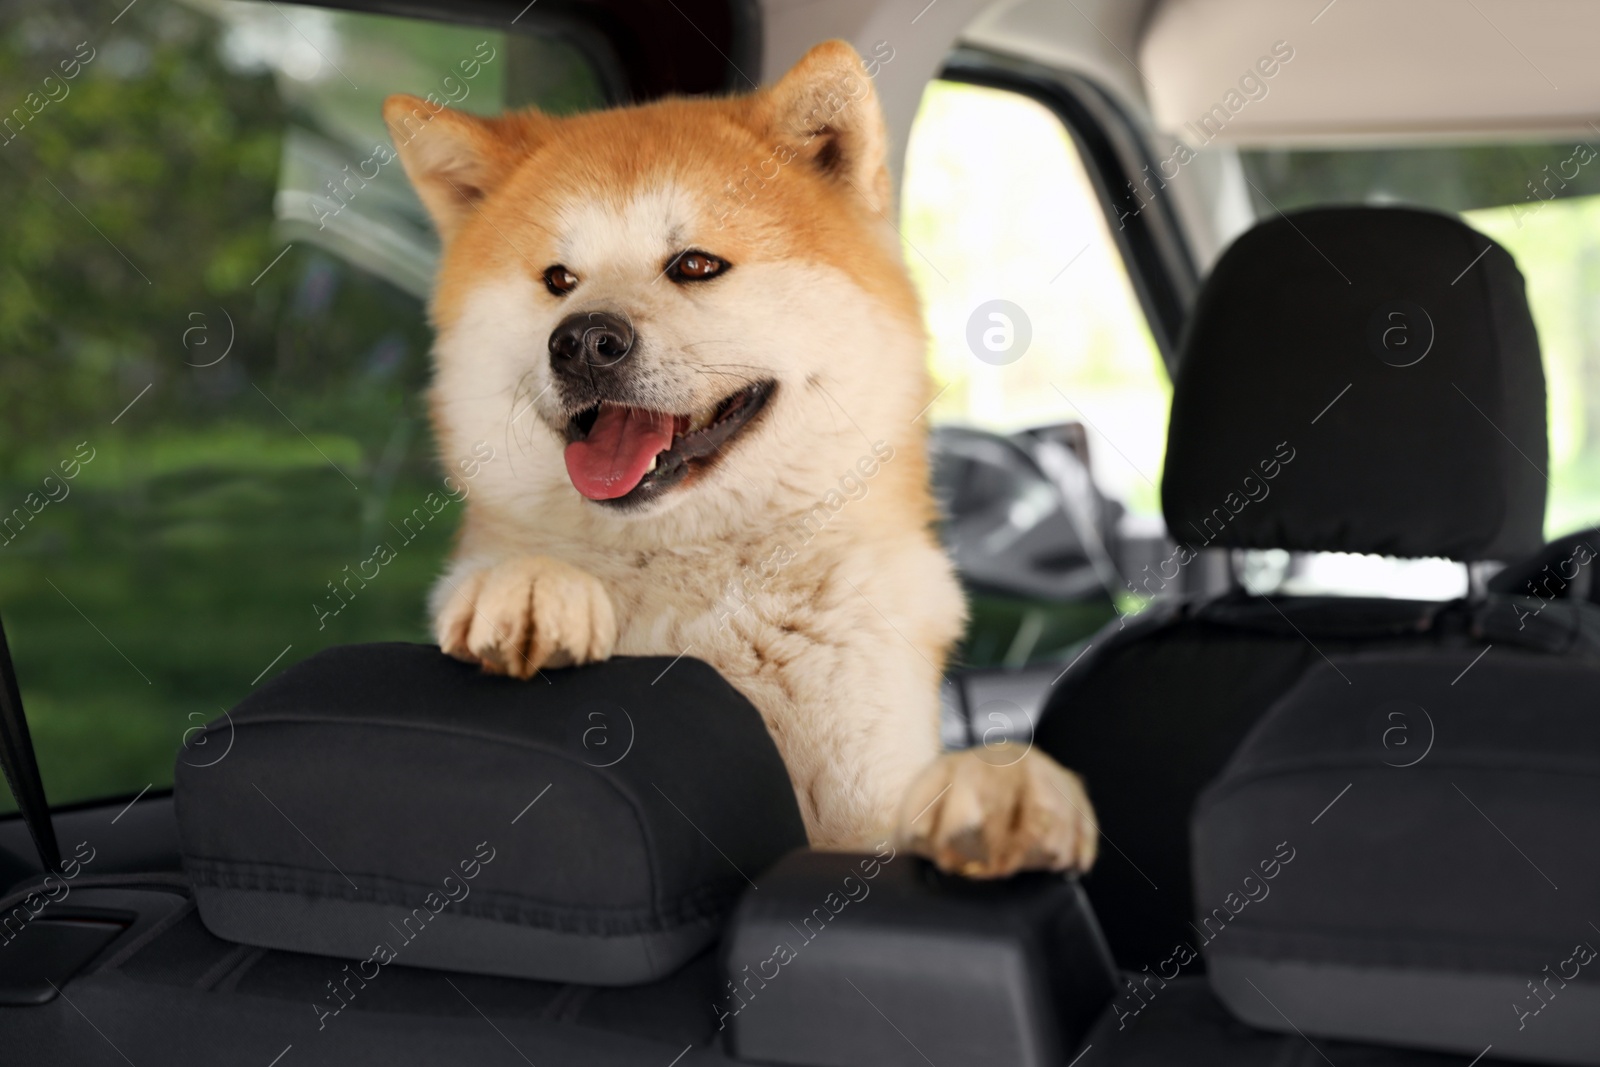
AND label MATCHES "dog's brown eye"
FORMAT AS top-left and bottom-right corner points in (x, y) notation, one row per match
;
(667, 250), (729, 283)
(544, 265), (579, 296)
